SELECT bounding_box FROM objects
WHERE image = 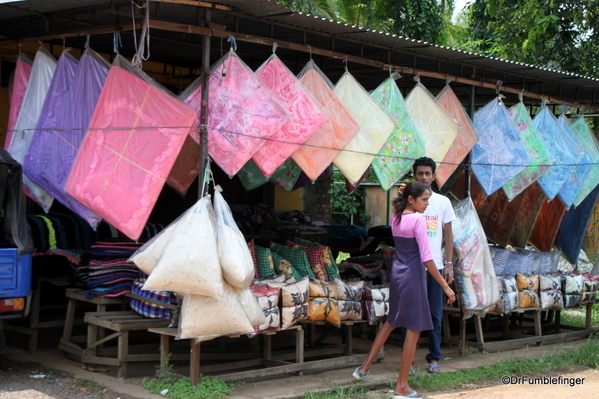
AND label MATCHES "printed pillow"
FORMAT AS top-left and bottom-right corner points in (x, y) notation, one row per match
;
(333, 278), (364, 301)
(270, 242), (315, 279)
(539, 274), (561, 291)
(516, 273), (539, 291)
(540, 289), (564, 310)
(248, 239), (258, 278)
(286, 239), (329, 281)
(582, 278), (597, 293)
(252, 286), (280, 310)
(564, 275), (583, 295)
(256, 306), (280, 331)
(307, 280), (340, 327)
(564, 294), (582, 308)
(254, 245), (276, 279)
(271, 251), (295, 279)
(267, 277), (309, 308)
(517, 289), (540, 308)
(281, 303), (308, 329)
(293, 237), (340, 279)
(500, 276), (517, 294)
(581, 292), (596, 305)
